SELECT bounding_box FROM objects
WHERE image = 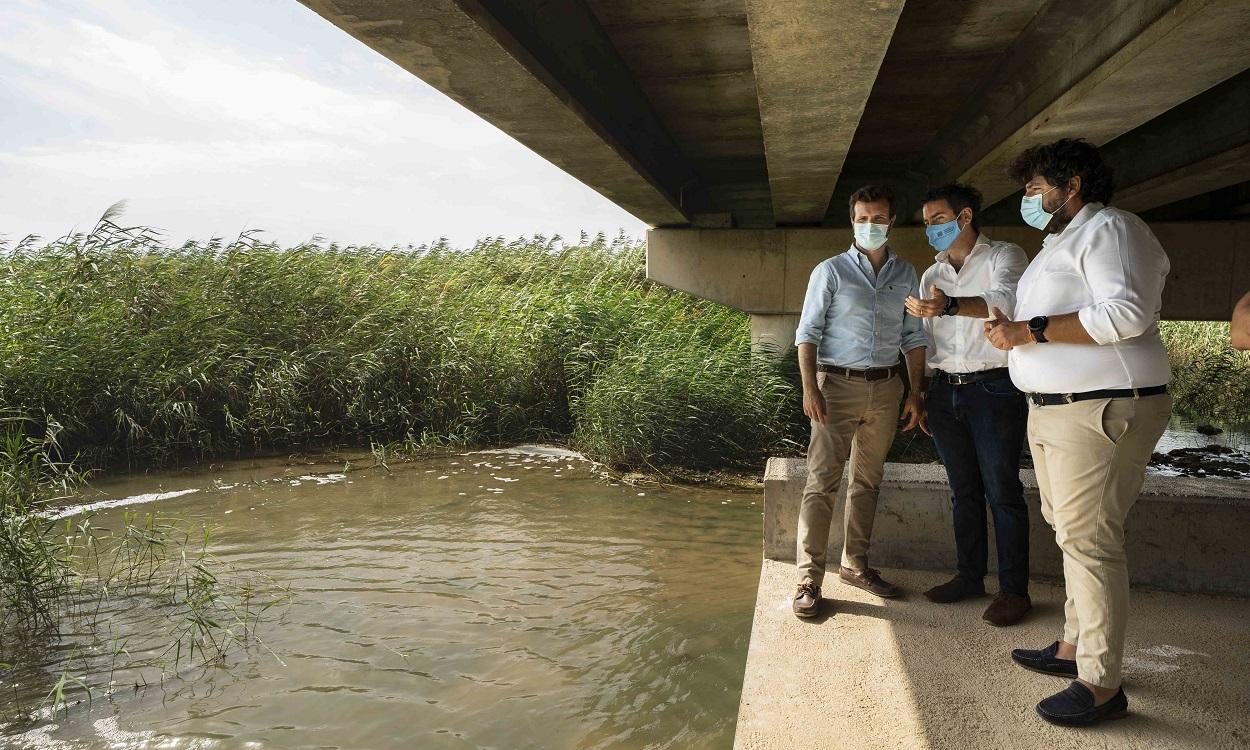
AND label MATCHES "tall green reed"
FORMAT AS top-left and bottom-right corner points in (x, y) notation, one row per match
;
(0, 216), (800, 473)
(1159, 321), (1250, 423)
